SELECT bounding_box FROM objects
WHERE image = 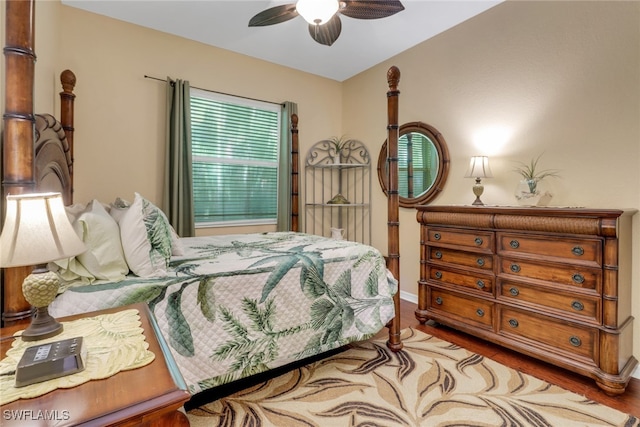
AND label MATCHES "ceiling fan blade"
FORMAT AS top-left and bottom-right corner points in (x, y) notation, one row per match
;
(339, 0), (404, 20)
(249, 4), (298, 27)
(309, 14), (342, 46)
